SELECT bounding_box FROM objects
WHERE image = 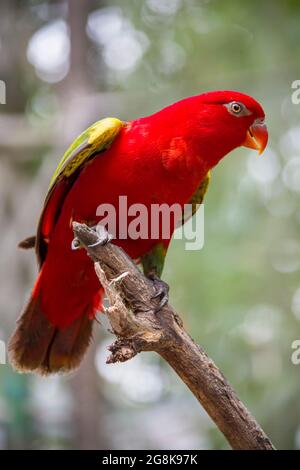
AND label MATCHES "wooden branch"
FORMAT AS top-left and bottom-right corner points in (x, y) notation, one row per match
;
(73, 222), (275, 451)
